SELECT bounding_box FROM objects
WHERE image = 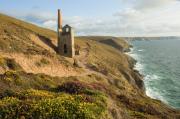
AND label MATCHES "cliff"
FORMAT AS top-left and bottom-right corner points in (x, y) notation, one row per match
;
(0, 13), (179, 119)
